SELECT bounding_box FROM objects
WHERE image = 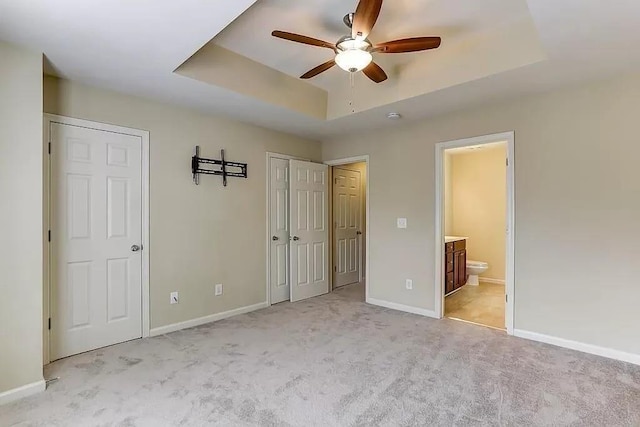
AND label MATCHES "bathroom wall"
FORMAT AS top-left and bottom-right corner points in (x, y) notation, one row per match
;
(449, 144), (507, 281)
(444, 152), (453, 235)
